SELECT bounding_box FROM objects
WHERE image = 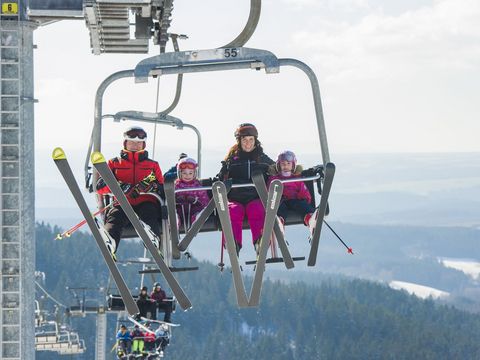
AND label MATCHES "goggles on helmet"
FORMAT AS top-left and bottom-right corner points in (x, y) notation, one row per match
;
(179, 162), (197, 170)
(124, 127), (147, 142)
